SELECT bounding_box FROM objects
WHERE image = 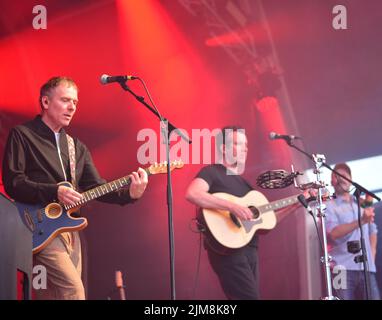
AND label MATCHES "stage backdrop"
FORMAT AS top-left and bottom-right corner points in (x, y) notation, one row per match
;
(1, 0), (381, 299)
